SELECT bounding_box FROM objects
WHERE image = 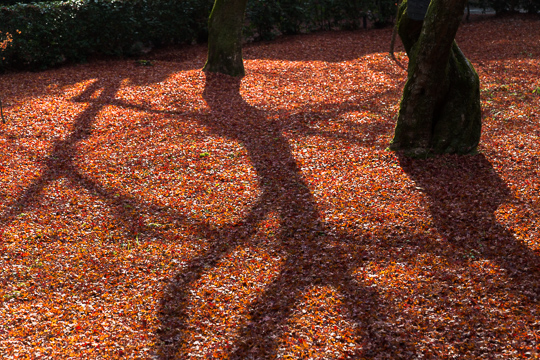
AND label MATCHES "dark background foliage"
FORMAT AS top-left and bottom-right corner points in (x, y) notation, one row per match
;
(0, 0), (213, 71)
(0, 0), (538, 71)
